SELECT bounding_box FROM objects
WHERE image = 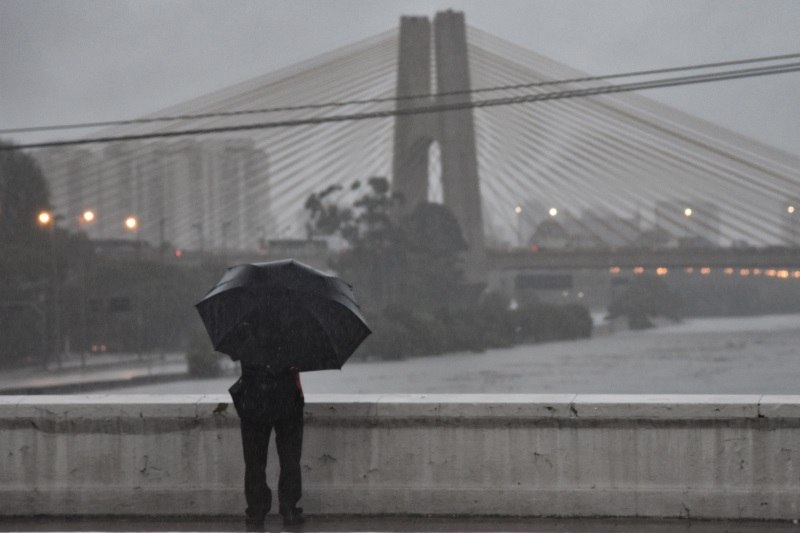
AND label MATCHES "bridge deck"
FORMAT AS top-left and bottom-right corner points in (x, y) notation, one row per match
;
(489, 247), (800, 269)
(3, 515), (797, 532)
